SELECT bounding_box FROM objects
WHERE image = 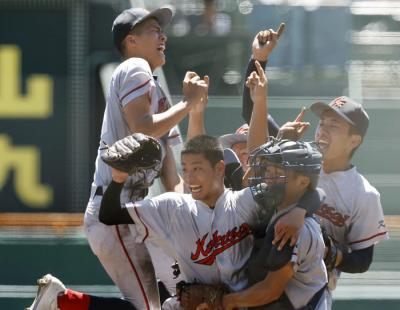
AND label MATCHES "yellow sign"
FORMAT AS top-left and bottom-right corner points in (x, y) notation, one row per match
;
(0, 135), (53, 208)
(0, 45), (53, 118)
